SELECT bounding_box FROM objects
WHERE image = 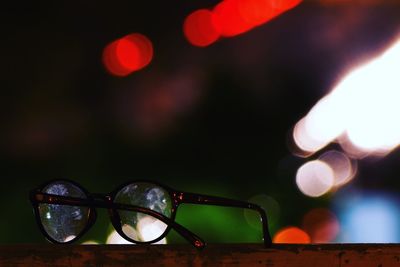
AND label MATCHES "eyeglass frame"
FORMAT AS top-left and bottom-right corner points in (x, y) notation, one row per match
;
(30, 179), (272, 249)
